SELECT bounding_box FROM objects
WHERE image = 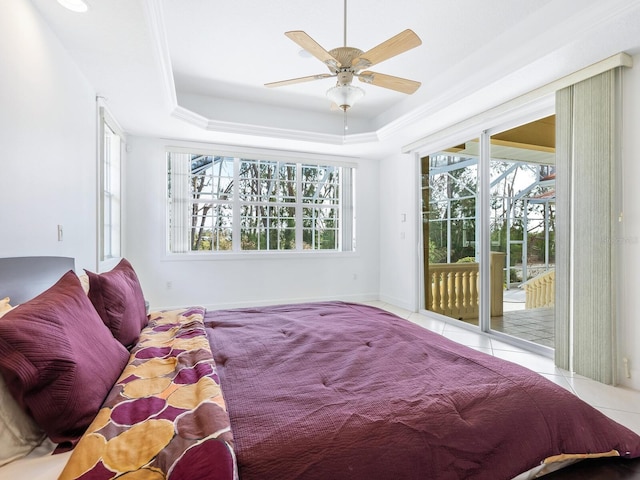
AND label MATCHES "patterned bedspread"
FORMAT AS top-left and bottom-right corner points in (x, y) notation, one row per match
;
(59, 307), (237, 480)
